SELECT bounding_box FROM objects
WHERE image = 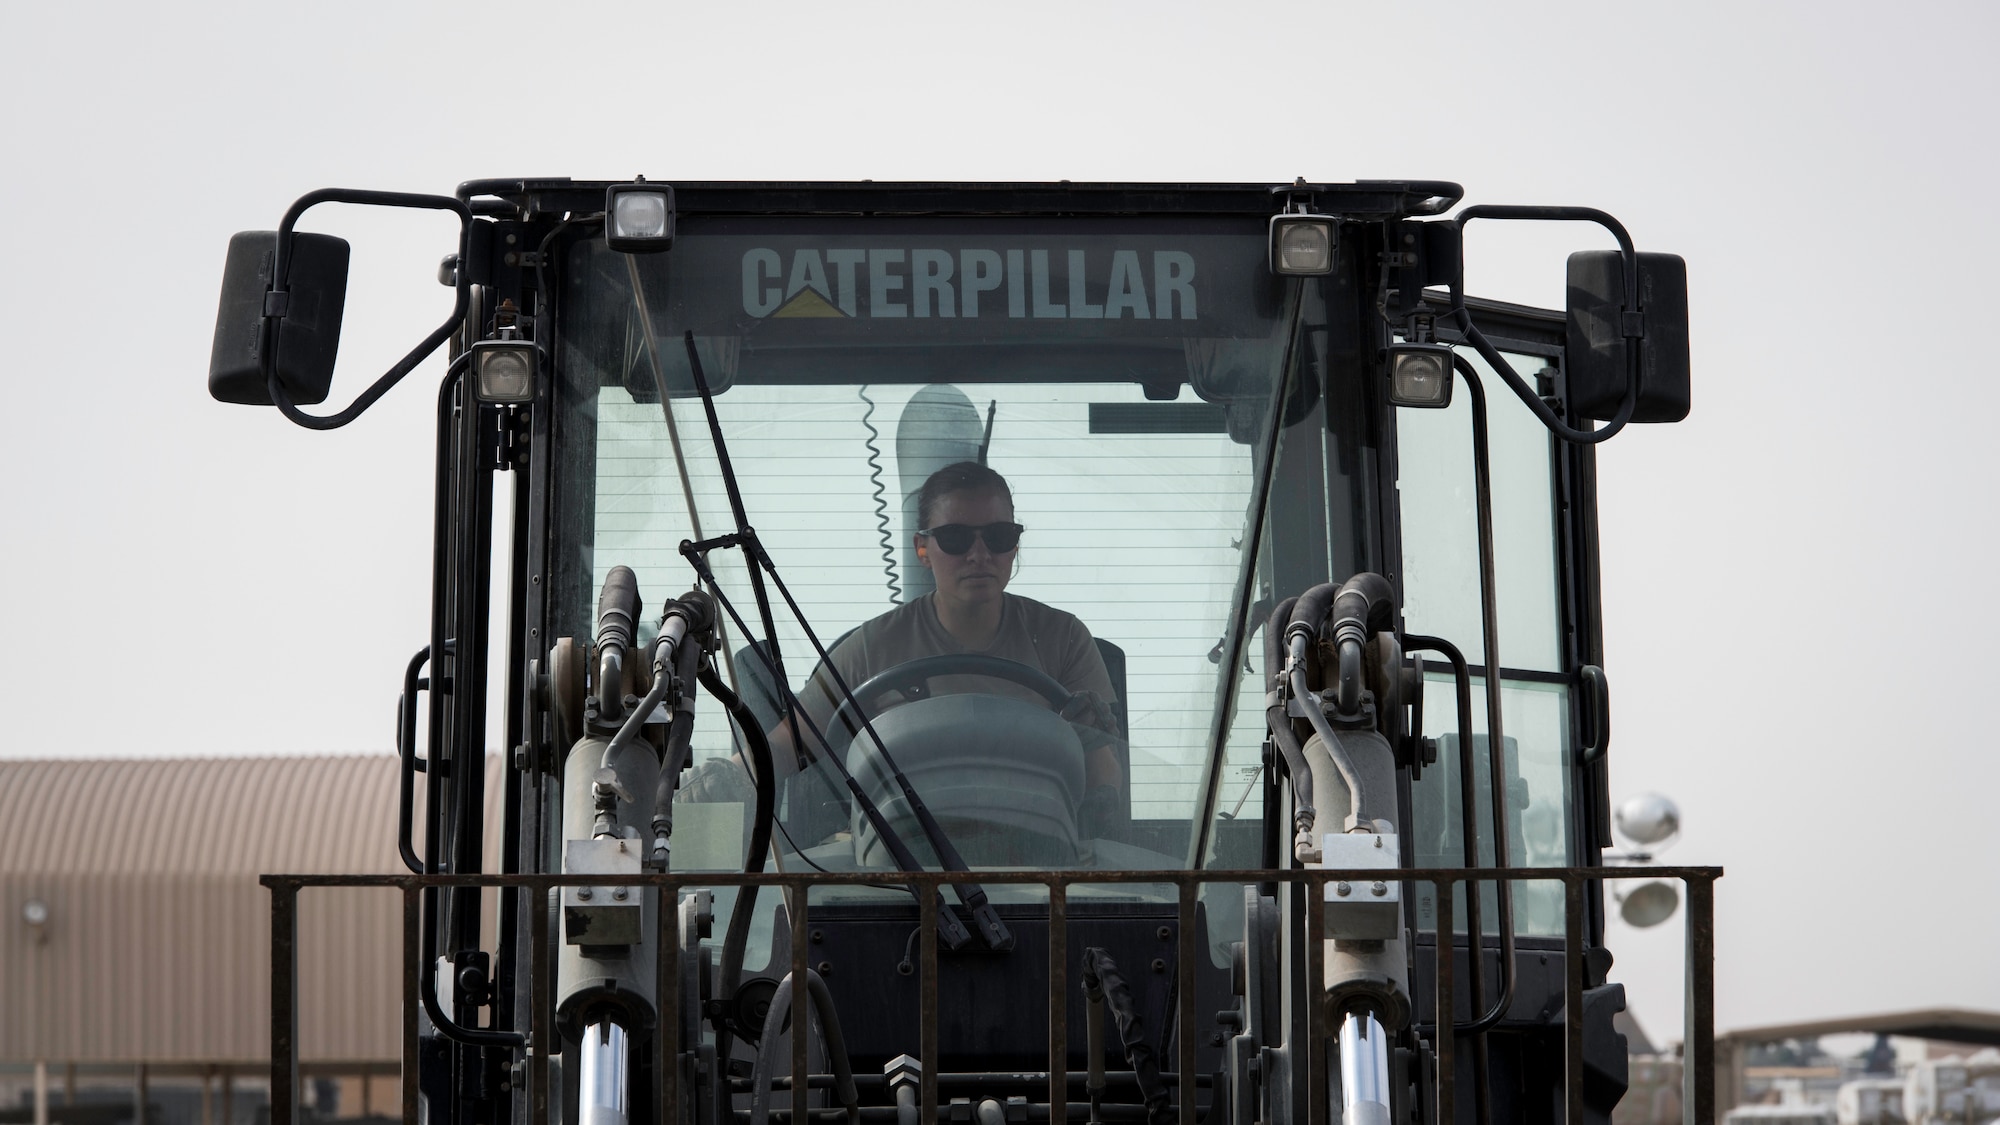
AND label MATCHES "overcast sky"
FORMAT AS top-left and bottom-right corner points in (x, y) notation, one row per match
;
(3, 0), (1994, 1044)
